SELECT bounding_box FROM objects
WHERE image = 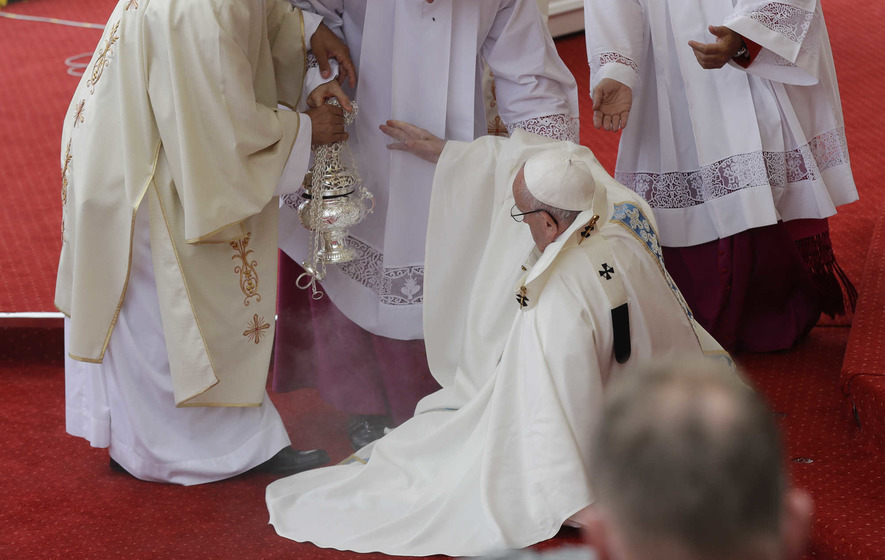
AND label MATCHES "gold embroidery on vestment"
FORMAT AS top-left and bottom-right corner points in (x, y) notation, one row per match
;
(125, 0), (138, 10)
(73, 100), (85, 128)
(244, 314), (270, 344)
(230, 233), (261, 306)
(61, 140), (72, 239)
(87, 20), (120, 94)
(488, 115), (508, 137)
